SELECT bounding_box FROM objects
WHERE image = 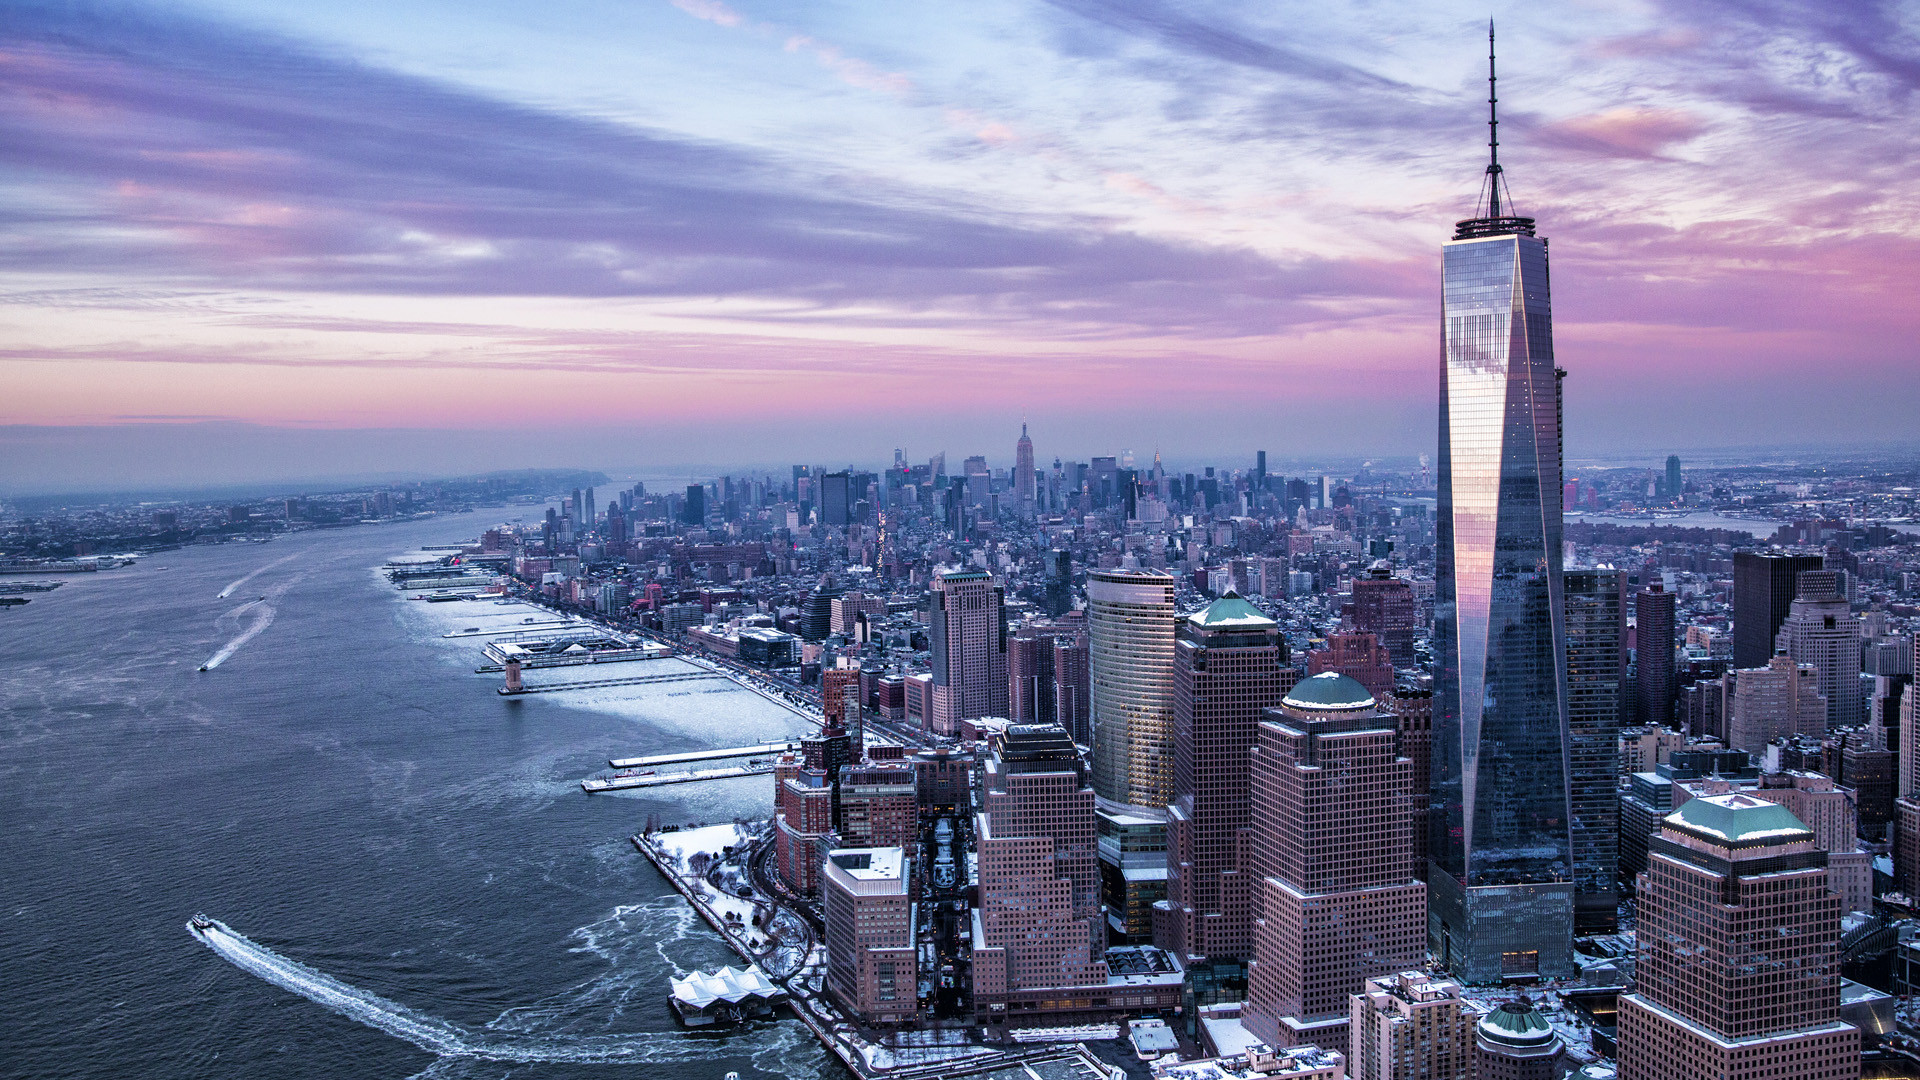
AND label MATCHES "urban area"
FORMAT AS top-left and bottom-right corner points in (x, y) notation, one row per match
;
(12, 81), (1920, 1080)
